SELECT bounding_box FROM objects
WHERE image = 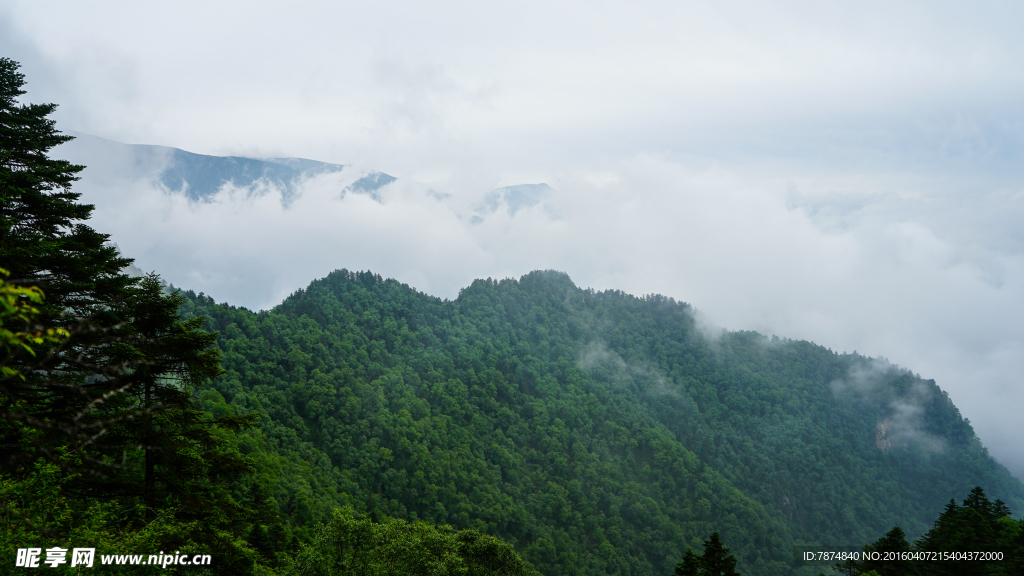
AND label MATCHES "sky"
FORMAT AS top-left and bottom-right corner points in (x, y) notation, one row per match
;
(3, 1), (1024, 481)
